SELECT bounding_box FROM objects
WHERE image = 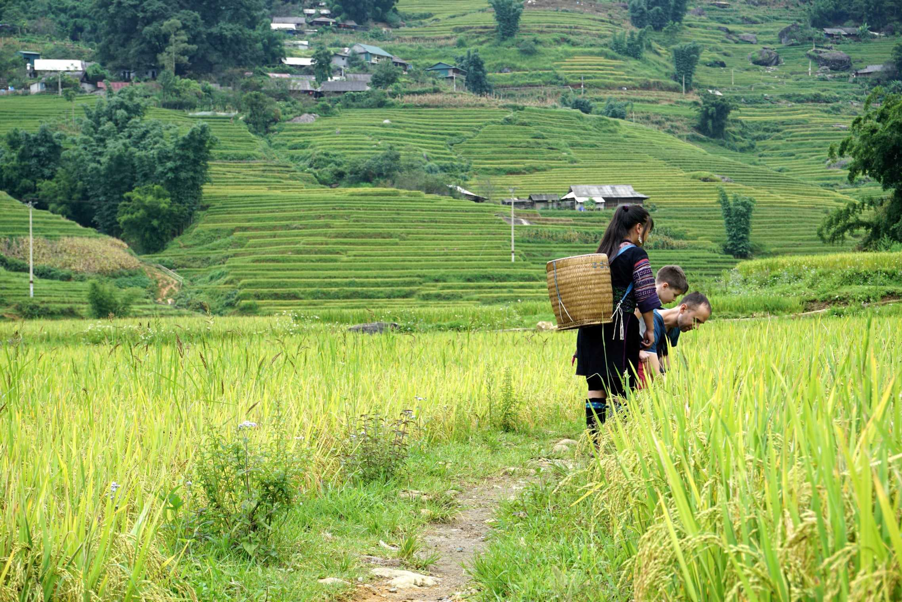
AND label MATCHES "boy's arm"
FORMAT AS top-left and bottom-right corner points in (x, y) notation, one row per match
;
(647, 353), (662, 378)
